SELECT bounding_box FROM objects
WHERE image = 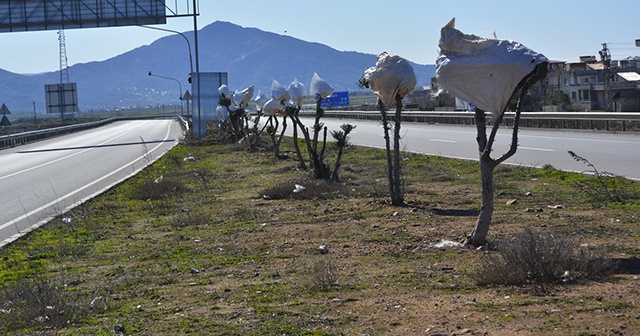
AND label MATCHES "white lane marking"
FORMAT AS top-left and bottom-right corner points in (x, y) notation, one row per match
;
(519, 146), (555, 152)
(0, 122), (175, 233)
(520, 134), (640, 145)
(429, 139), (457, 143)
(0, 124), (137, 181)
